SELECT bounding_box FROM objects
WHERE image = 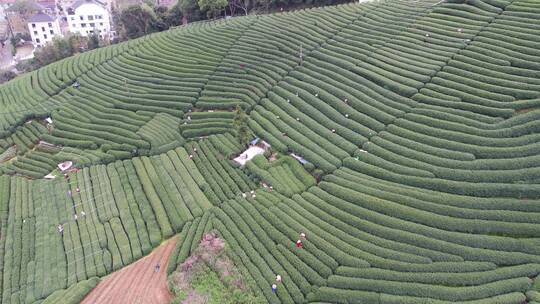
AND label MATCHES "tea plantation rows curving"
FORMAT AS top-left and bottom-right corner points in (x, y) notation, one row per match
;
(1, 0), (540, 303)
